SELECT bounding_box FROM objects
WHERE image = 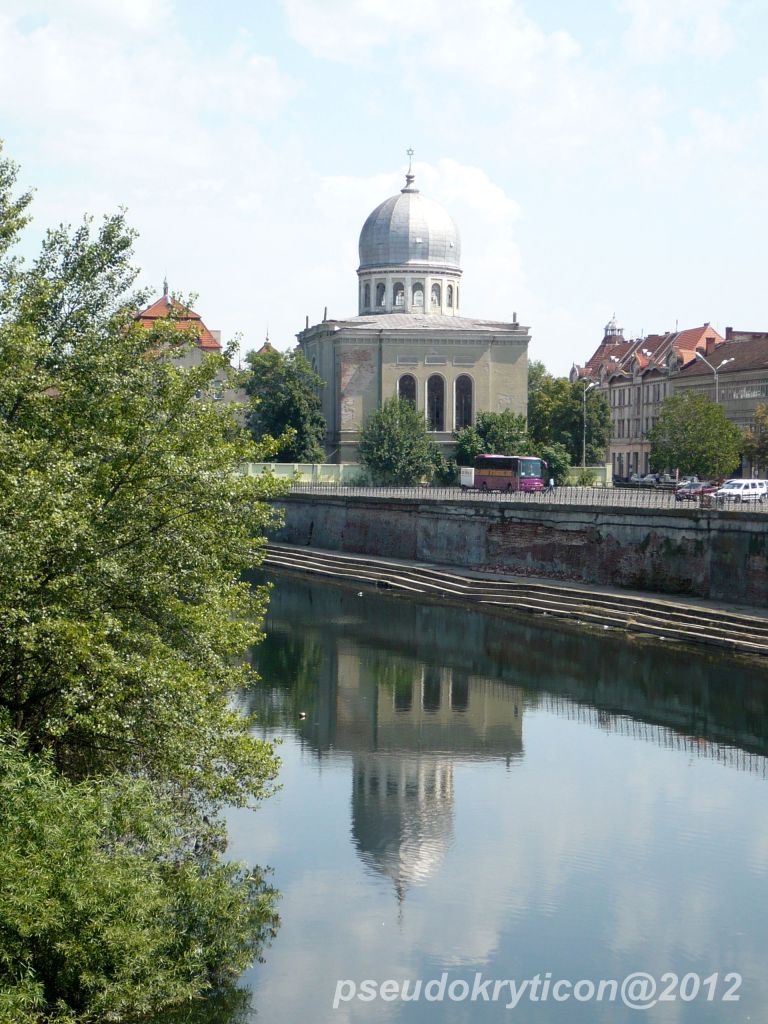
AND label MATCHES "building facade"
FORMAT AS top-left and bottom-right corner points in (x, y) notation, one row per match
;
(136, 282), (245, 408)
(298, 165), (530, 462)
(672, 329), (768, 432)
(572, 319), (724, 477)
